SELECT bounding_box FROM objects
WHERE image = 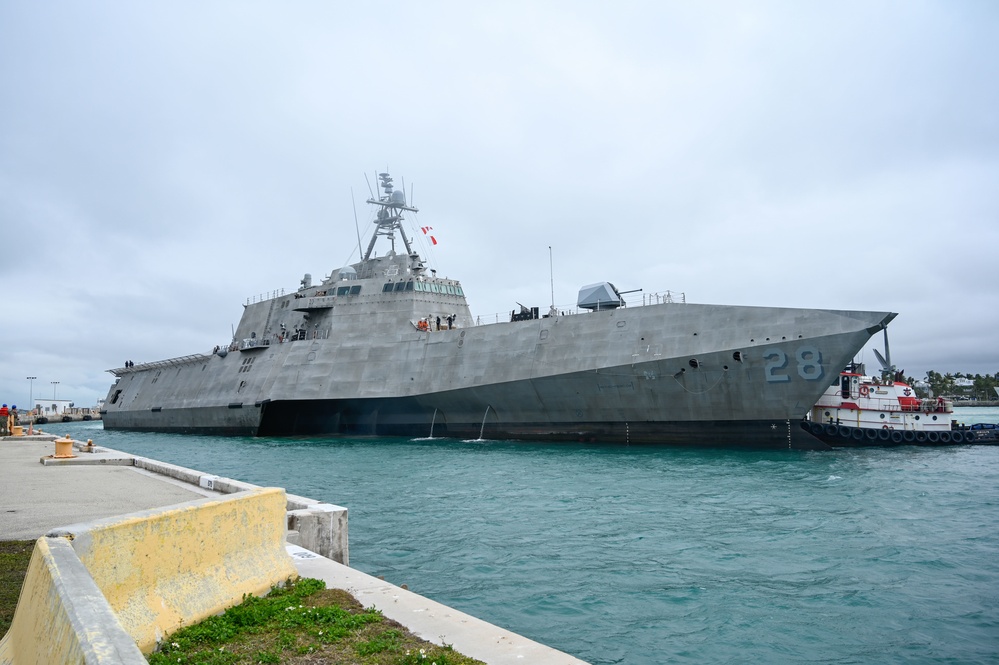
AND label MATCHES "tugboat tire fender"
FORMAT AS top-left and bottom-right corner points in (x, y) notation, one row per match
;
(877, 428), (891, 441)
(926, 431), (941, 443)
(915, 430), (928, 443)
(851, 427), (864, 441)
(864, 428), (878, 441)
(902, 430), (916, 443)
(890, 430), (904, 443)
(950, 431), (964, 444)
(939, 431), (952, 444)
